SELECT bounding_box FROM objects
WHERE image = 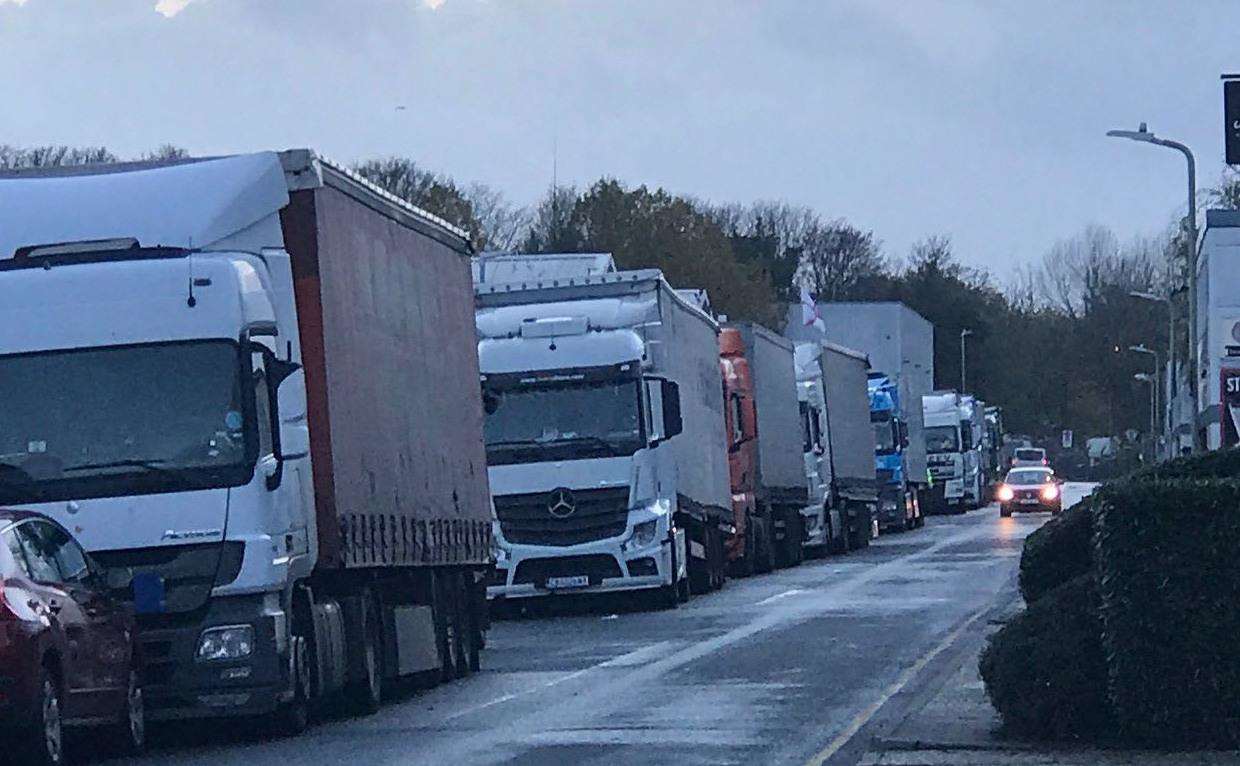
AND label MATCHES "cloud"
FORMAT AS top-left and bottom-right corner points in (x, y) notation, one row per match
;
(0, 0), (30, 6)
(423, 0), (446, 9)
(154, 0), (196, 18)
